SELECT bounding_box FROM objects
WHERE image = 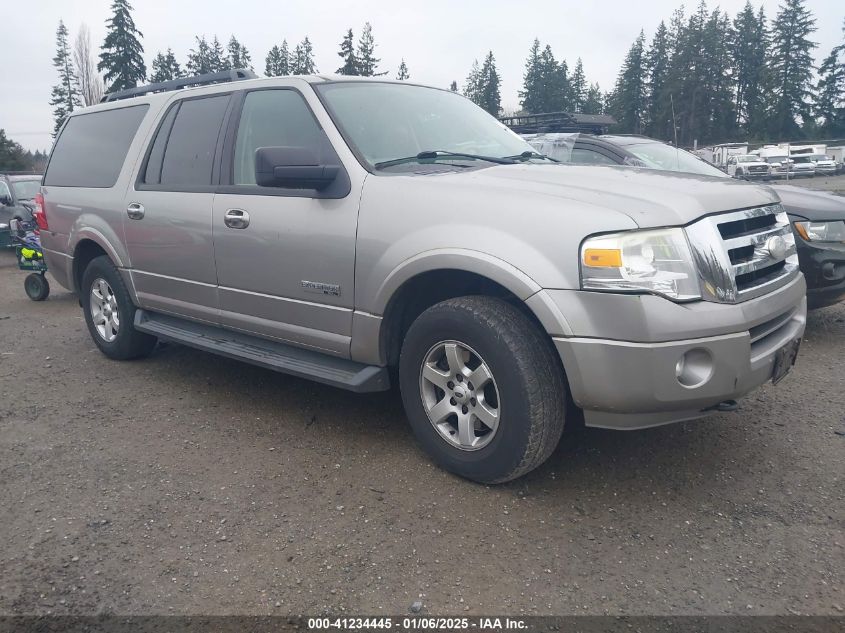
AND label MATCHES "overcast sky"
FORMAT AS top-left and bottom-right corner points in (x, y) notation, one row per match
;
(2, 0), (843, 151)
